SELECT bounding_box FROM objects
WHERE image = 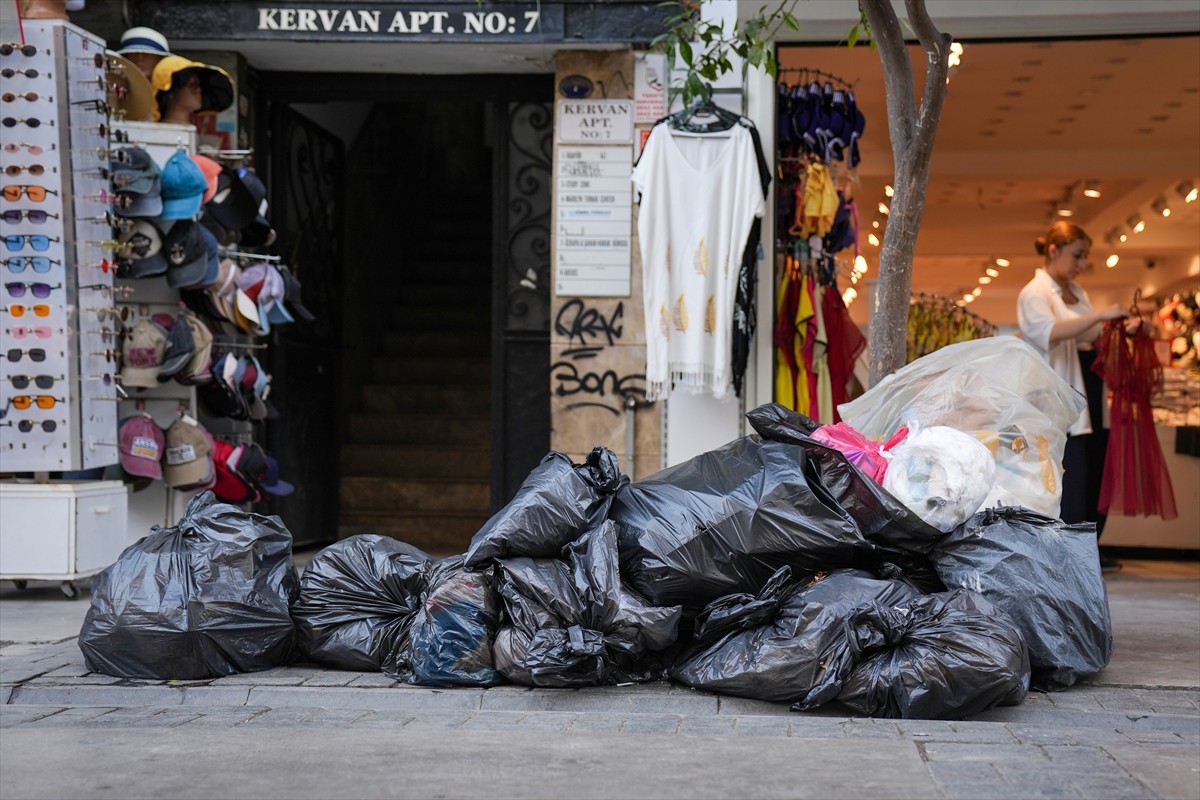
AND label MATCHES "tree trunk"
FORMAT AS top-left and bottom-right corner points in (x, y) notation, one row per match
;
(859, 0), (950, 386)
